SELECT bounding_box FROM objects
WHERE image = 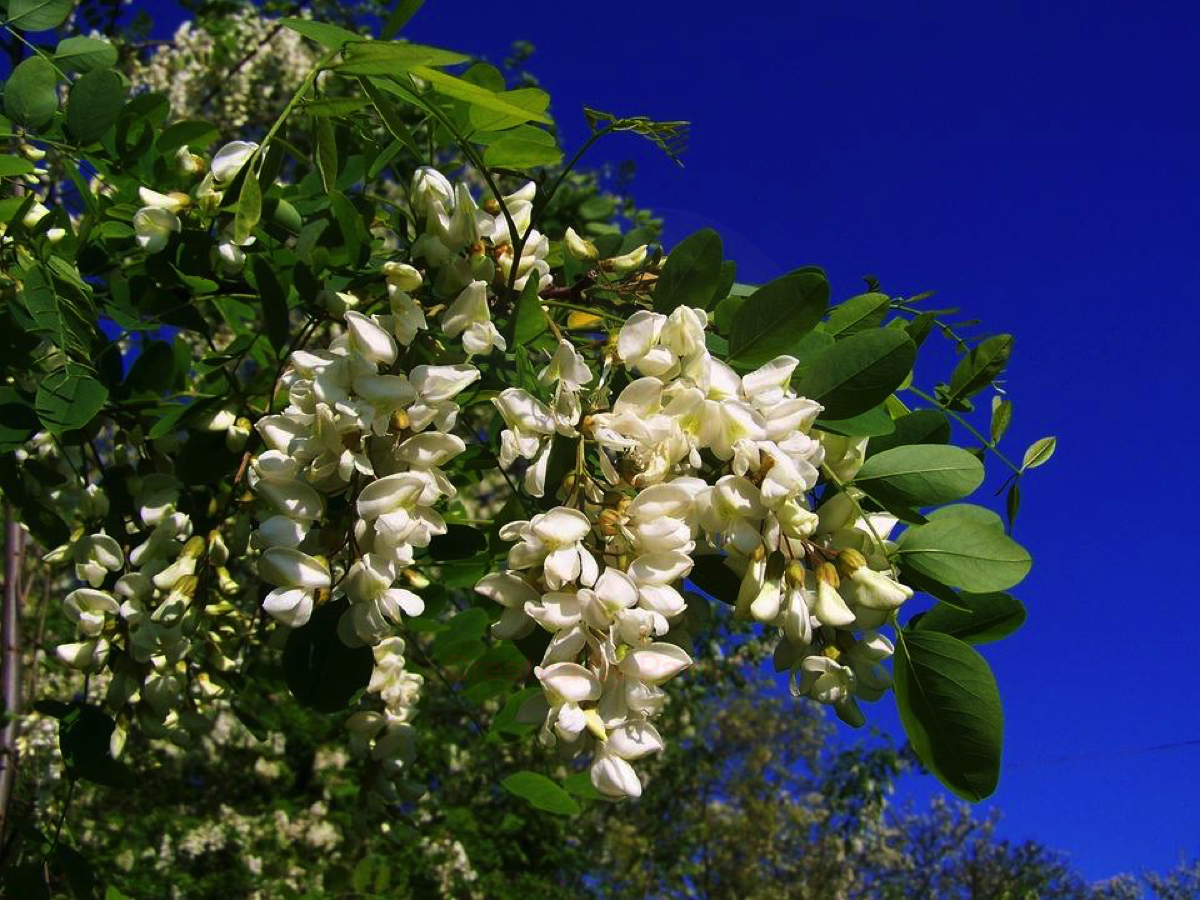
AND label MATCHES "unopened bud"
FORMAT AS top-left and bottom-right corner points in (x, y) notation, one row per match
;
(608, 244), (647, 273)
(564, 226), (598, 261)
(836, 548), (867, 578)
(389, 410), (411, 432)
(815, 562), (841, 589)
(402, 568), (431, 589)
(786, 560), (807, 586)
(181, 536), (206, 561)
